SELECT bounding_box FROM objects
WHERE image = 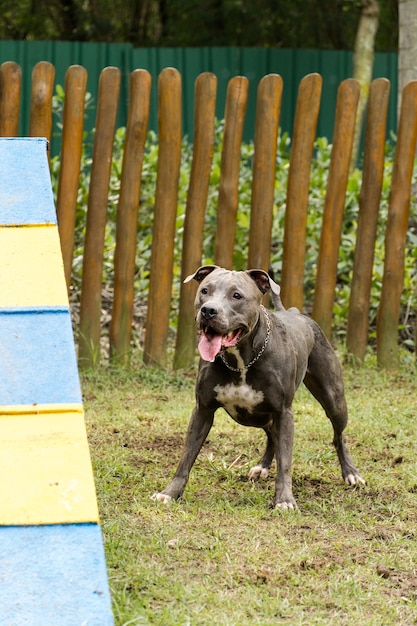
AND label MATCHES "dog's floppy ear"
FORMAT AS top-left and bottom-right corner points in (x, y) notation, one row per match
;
(184, 265), (220, 284)
(247, 269), (281, 296)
